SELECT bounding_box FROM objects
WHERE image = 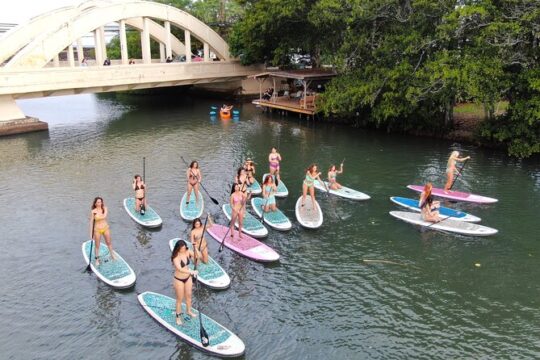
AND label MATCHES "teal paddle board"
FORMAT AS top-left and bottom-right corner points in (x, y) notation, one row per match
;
(82, 240), (136, 289)
(123, 197), (162, 228)
(250, 197), (292, 231)
(180, 191), (204, 221)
